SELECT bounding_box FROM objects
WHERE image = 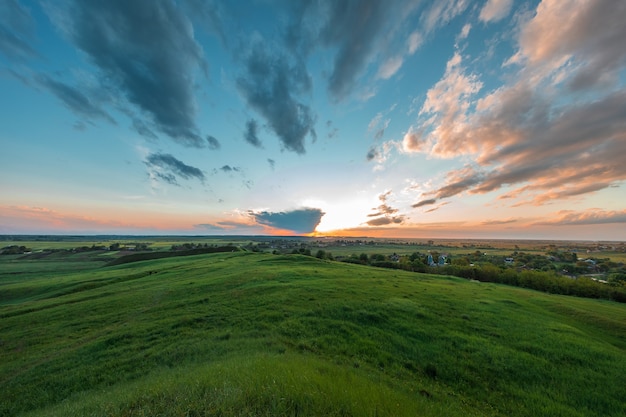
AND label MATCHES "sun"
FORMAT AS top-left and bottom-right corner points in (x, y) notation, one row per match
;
(309, 198), (374, 234)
